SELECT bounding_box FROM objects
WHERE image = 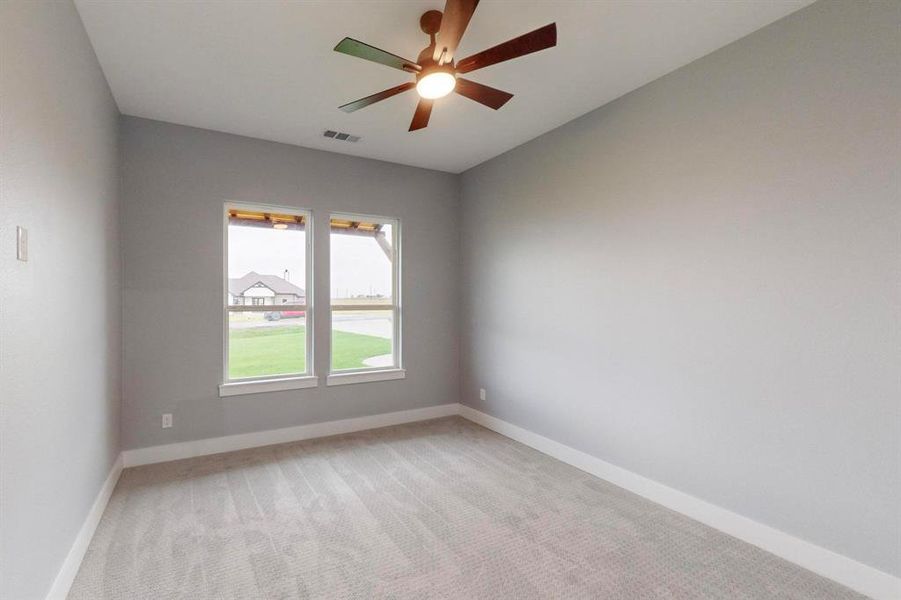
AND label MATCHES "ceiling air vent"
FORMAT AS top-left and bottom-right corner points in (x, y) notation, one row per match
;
(323, 130), (361, 143)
